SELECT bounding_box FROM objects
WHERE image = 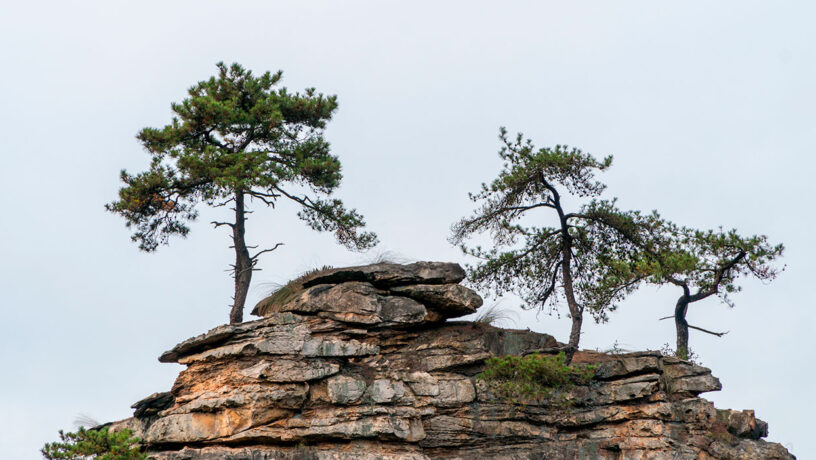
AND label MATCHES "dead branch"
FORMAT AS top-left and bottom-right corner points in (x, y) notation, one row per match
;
(688, 324), (729, 337)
